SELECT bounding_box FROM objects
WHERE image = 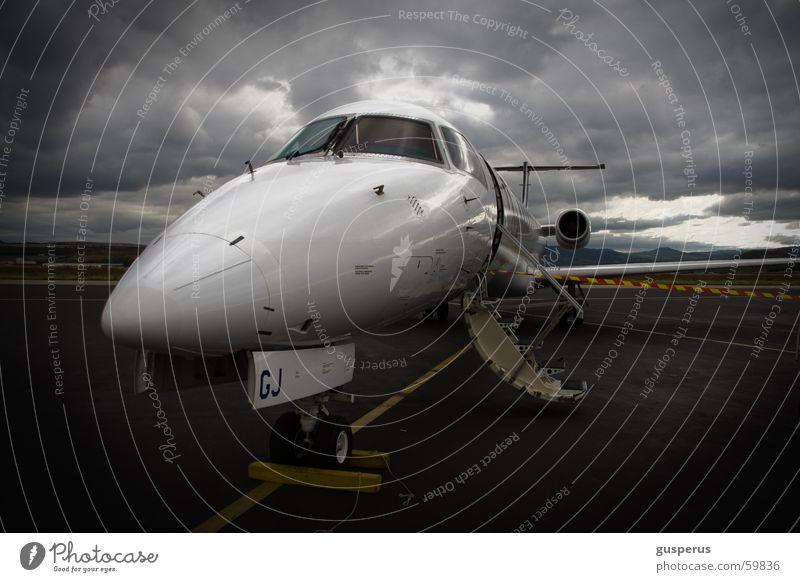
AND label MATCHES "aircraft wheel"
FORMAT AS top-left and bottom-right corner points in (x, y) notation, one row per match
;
(436, 302), (449, 321)
(312, 415), (352, 468)
(270, 412), (306, 465)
